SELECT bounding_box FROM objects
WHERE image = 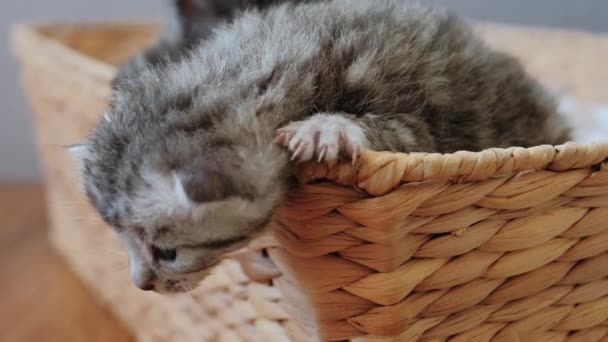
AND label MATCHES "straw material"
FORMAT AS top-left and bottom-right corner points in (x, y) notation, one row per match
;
(263, 144), (608, 340)
(11, 20), (608, 341)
